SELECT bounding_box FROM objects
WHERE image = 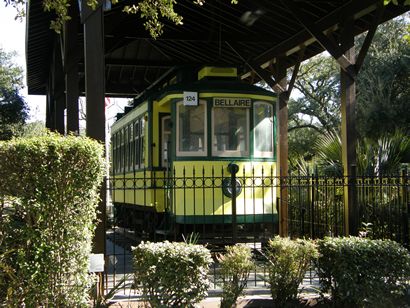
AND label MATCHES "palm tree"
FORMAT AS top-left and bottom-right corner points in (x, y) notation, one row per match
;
(312, 130), (409, 176)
